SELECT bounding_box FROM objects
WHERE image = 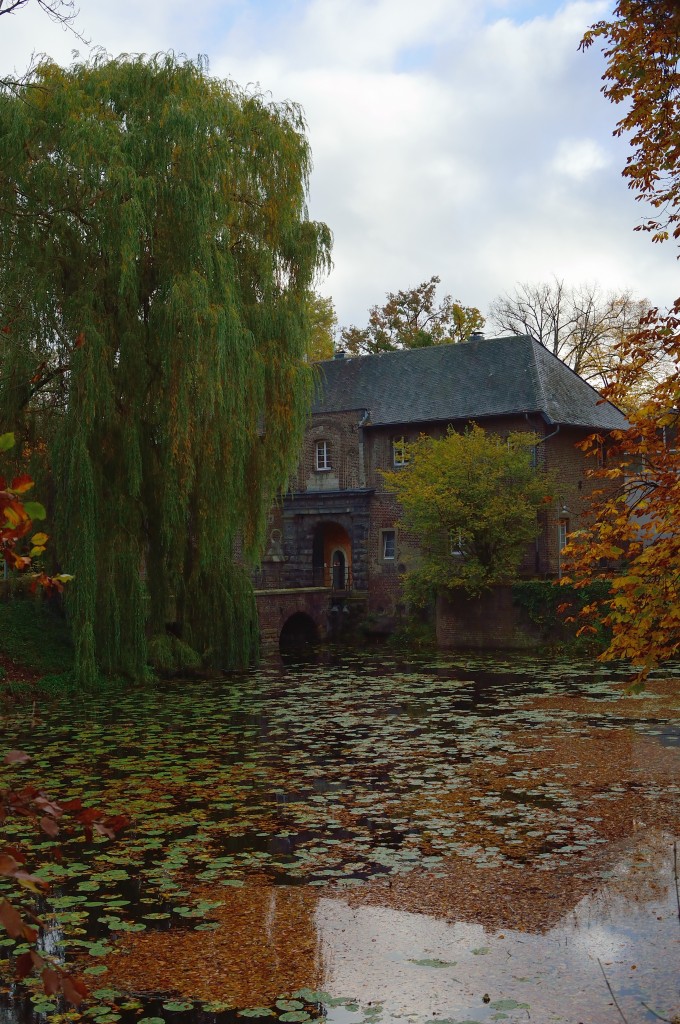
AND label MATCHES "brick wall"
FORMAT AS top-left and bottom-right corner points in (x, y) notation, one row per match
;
(436, 587), (543, 649)
(292, 410), (363, 493)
